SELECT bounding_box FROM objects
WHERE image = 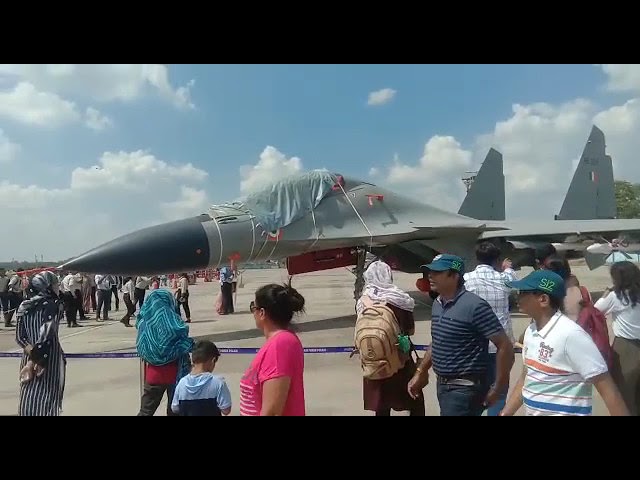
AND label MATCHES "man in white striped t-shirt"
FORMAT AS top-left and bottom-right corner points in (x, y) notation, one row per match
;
(500, 269), (629, 416)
